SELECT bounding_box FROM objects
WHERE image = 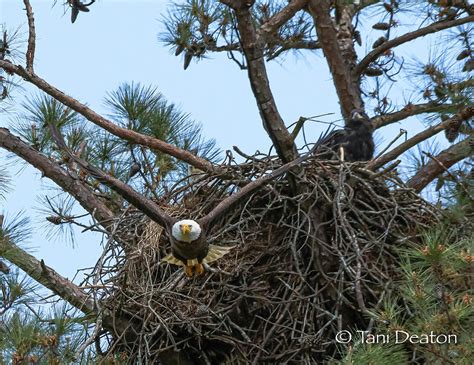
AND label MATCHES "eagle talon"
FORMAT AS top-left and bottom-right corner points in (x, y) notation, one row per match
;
(195, 263), (205, 275)
(184, 265), (194, 277)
